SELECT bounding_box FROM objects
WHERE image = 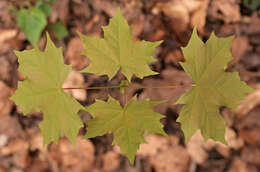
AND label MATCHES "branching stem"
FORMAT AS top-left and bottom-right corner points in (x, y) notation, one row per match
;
(62, 83), (194, 90)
